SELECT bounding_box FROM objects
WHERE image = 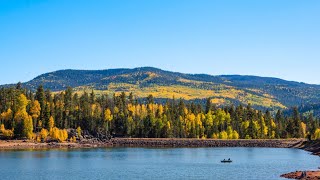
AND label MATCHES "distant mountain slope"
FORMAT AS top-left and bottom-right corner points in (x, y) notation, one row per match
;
(3, 67), (320, 109)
